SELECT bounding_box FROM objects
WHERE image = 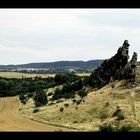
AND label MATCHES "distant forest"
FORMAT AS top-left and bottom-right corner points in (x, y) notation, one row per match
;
(0, 60), (103, 73)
